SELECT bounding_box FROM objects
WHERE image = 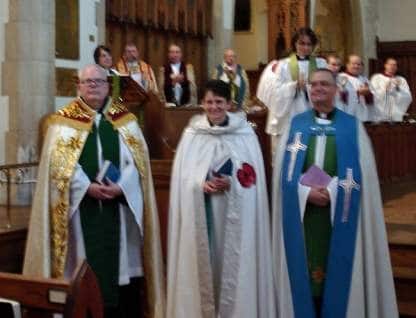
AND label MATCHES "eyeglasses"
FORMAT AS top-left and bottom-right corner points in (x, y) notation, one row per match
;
(296, 40), (313, 47)
(80, 78), (108, 86)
